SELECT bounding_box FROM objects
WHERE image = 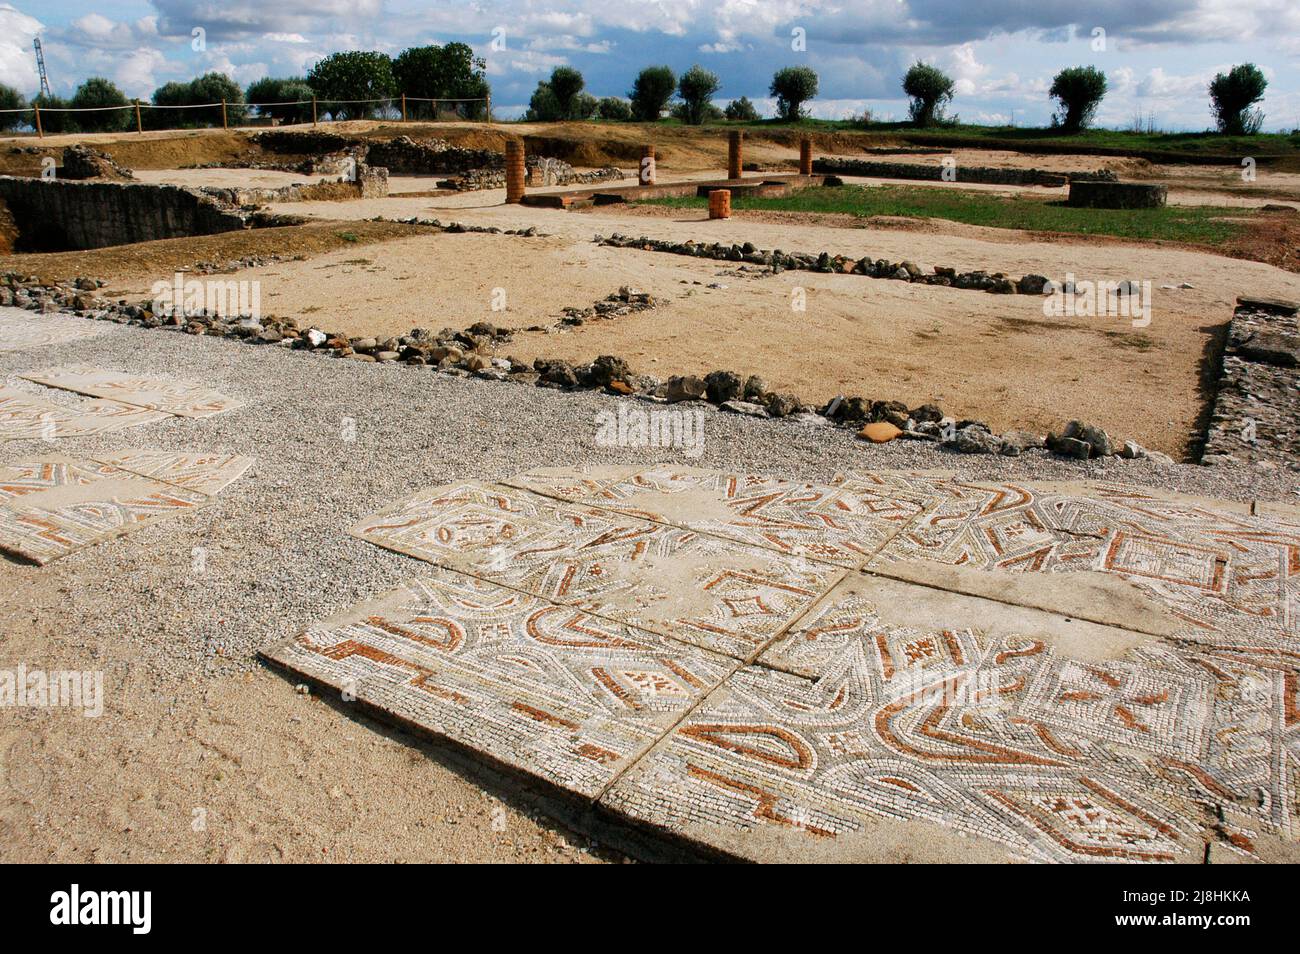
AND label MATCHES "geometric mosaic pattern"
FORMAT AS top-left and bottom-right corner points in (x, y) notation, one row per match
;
(266, 569), (736, 798)
(0, 385), (169, 440)
(266, 468), (1300, 863)
(0, 451), (253, 563)
(349, 480), (846, 661)
(0, 310), (111, 352)
(19, 364), (244, 418)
